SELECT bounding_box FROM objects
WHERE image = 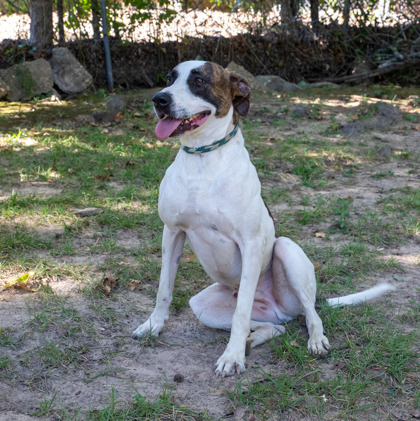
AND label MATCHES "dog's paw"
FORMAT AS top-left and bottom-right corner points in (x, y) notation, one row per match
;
(214, 351), (246, 377)
(132, 319), (164, 339)
(308, 334), (330, 355)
